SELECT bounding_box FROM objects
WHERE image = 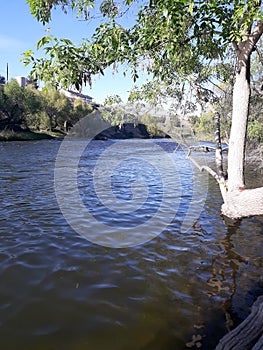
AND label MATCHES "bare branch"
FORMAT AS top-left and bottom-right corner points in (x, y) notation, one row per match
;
(186, 149), (220, 182)
(206, 78), (227, 94)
